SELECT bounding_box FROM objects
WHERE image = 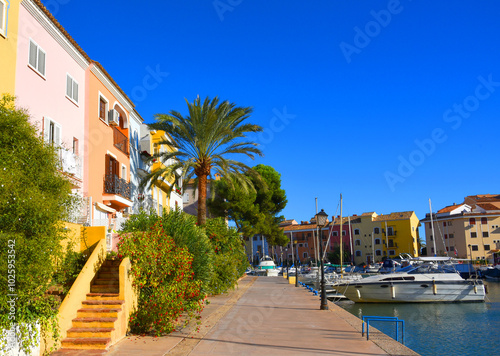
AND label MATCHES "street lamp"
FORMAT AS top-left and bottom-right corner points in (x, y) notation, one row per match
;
(316, 209), (329, 310)
(468, 244), (473, 277)
(294, 239), (299, 287)
(285, 248), (289, 281)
